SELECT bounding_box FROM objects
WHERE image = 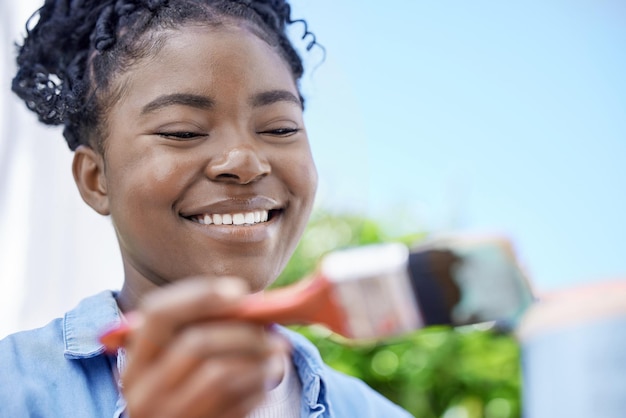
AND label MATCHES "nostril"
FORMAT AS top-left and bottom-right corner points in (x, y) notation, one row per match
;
(212, 171), (268, 185)
(216, 173), (239, 180)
